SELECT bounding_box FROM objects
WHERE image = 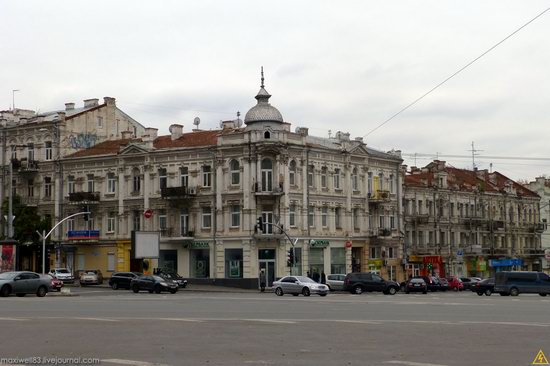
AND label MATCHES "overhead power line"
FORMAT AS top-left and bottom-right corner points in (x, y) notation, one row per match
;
(402, 152), (550, 162)
(364, 6), (550, 138)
